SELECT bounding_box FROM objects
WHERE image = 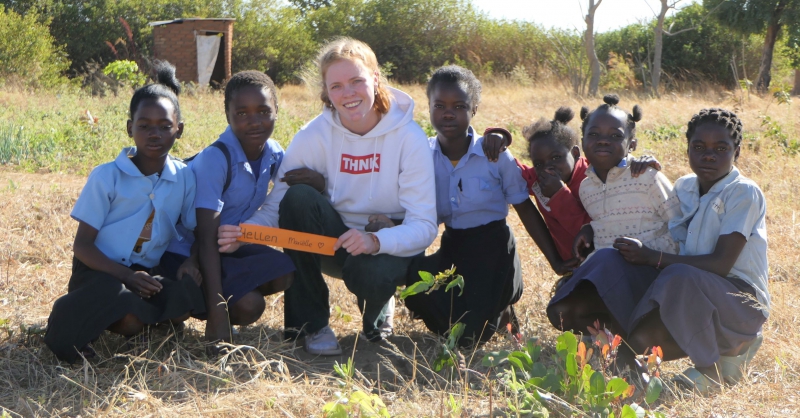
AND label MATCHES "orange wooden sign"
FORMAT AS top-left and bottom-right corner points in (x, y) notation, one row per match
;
(237, 224), (337, 255)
